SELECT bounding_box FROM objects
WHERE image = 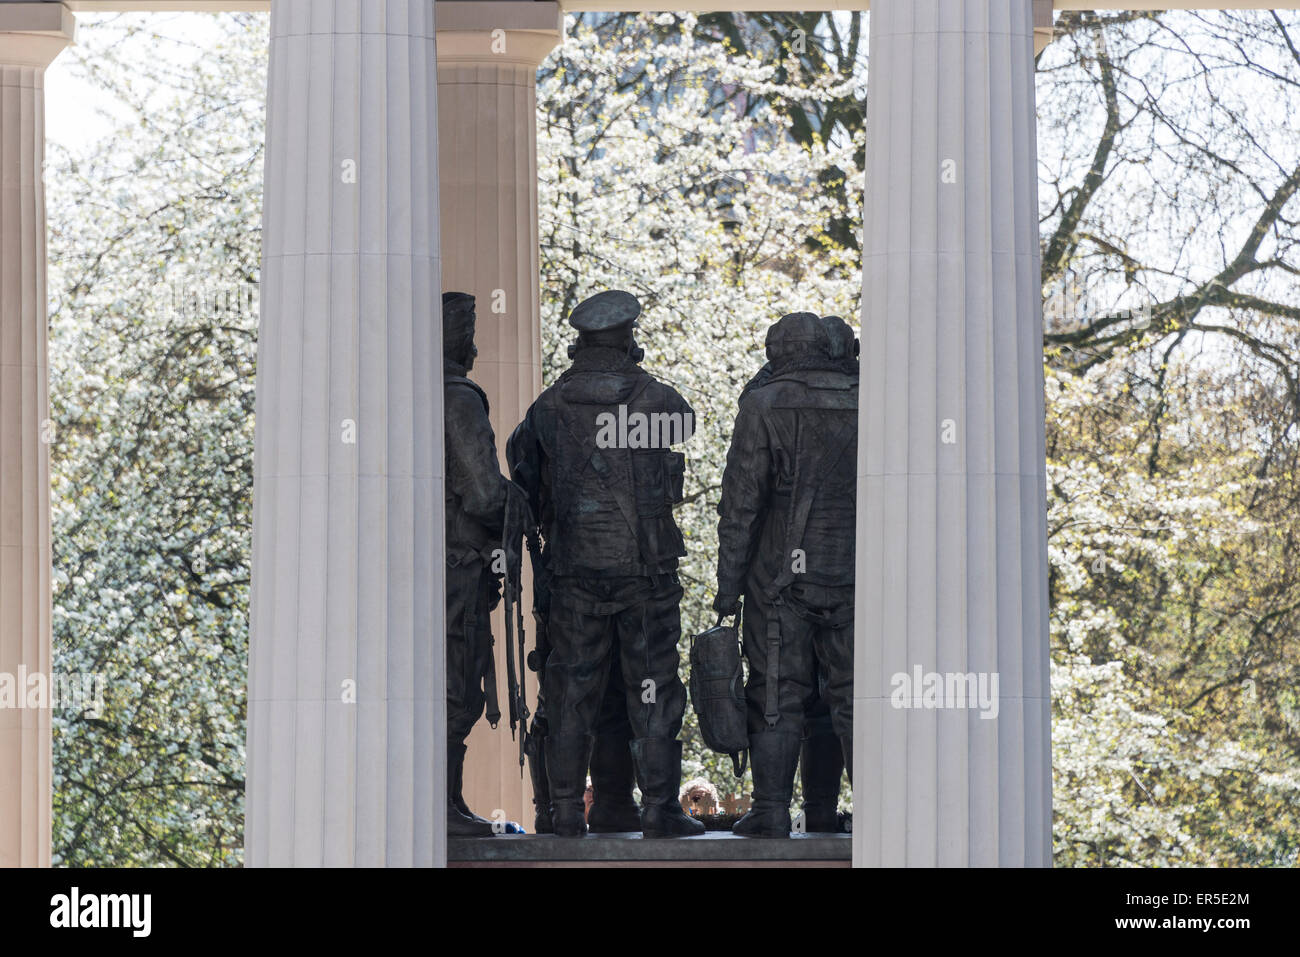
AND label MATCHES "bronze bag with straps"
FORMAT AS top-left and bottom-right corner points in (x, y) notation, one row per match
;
(689, 613), (748, 775)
